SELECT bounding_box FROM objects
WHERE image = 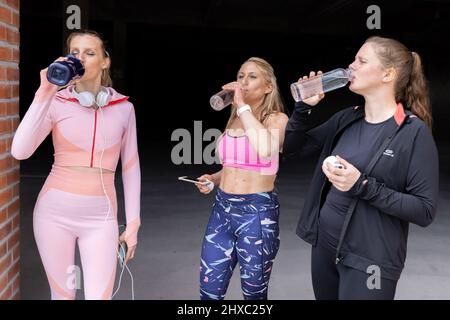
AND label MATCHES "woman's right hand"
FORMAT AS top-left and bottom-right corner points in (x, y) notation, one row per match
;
(300, 71), (325, 106)
(196, 174), (215, 194)
(222, 82), (245, 107)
